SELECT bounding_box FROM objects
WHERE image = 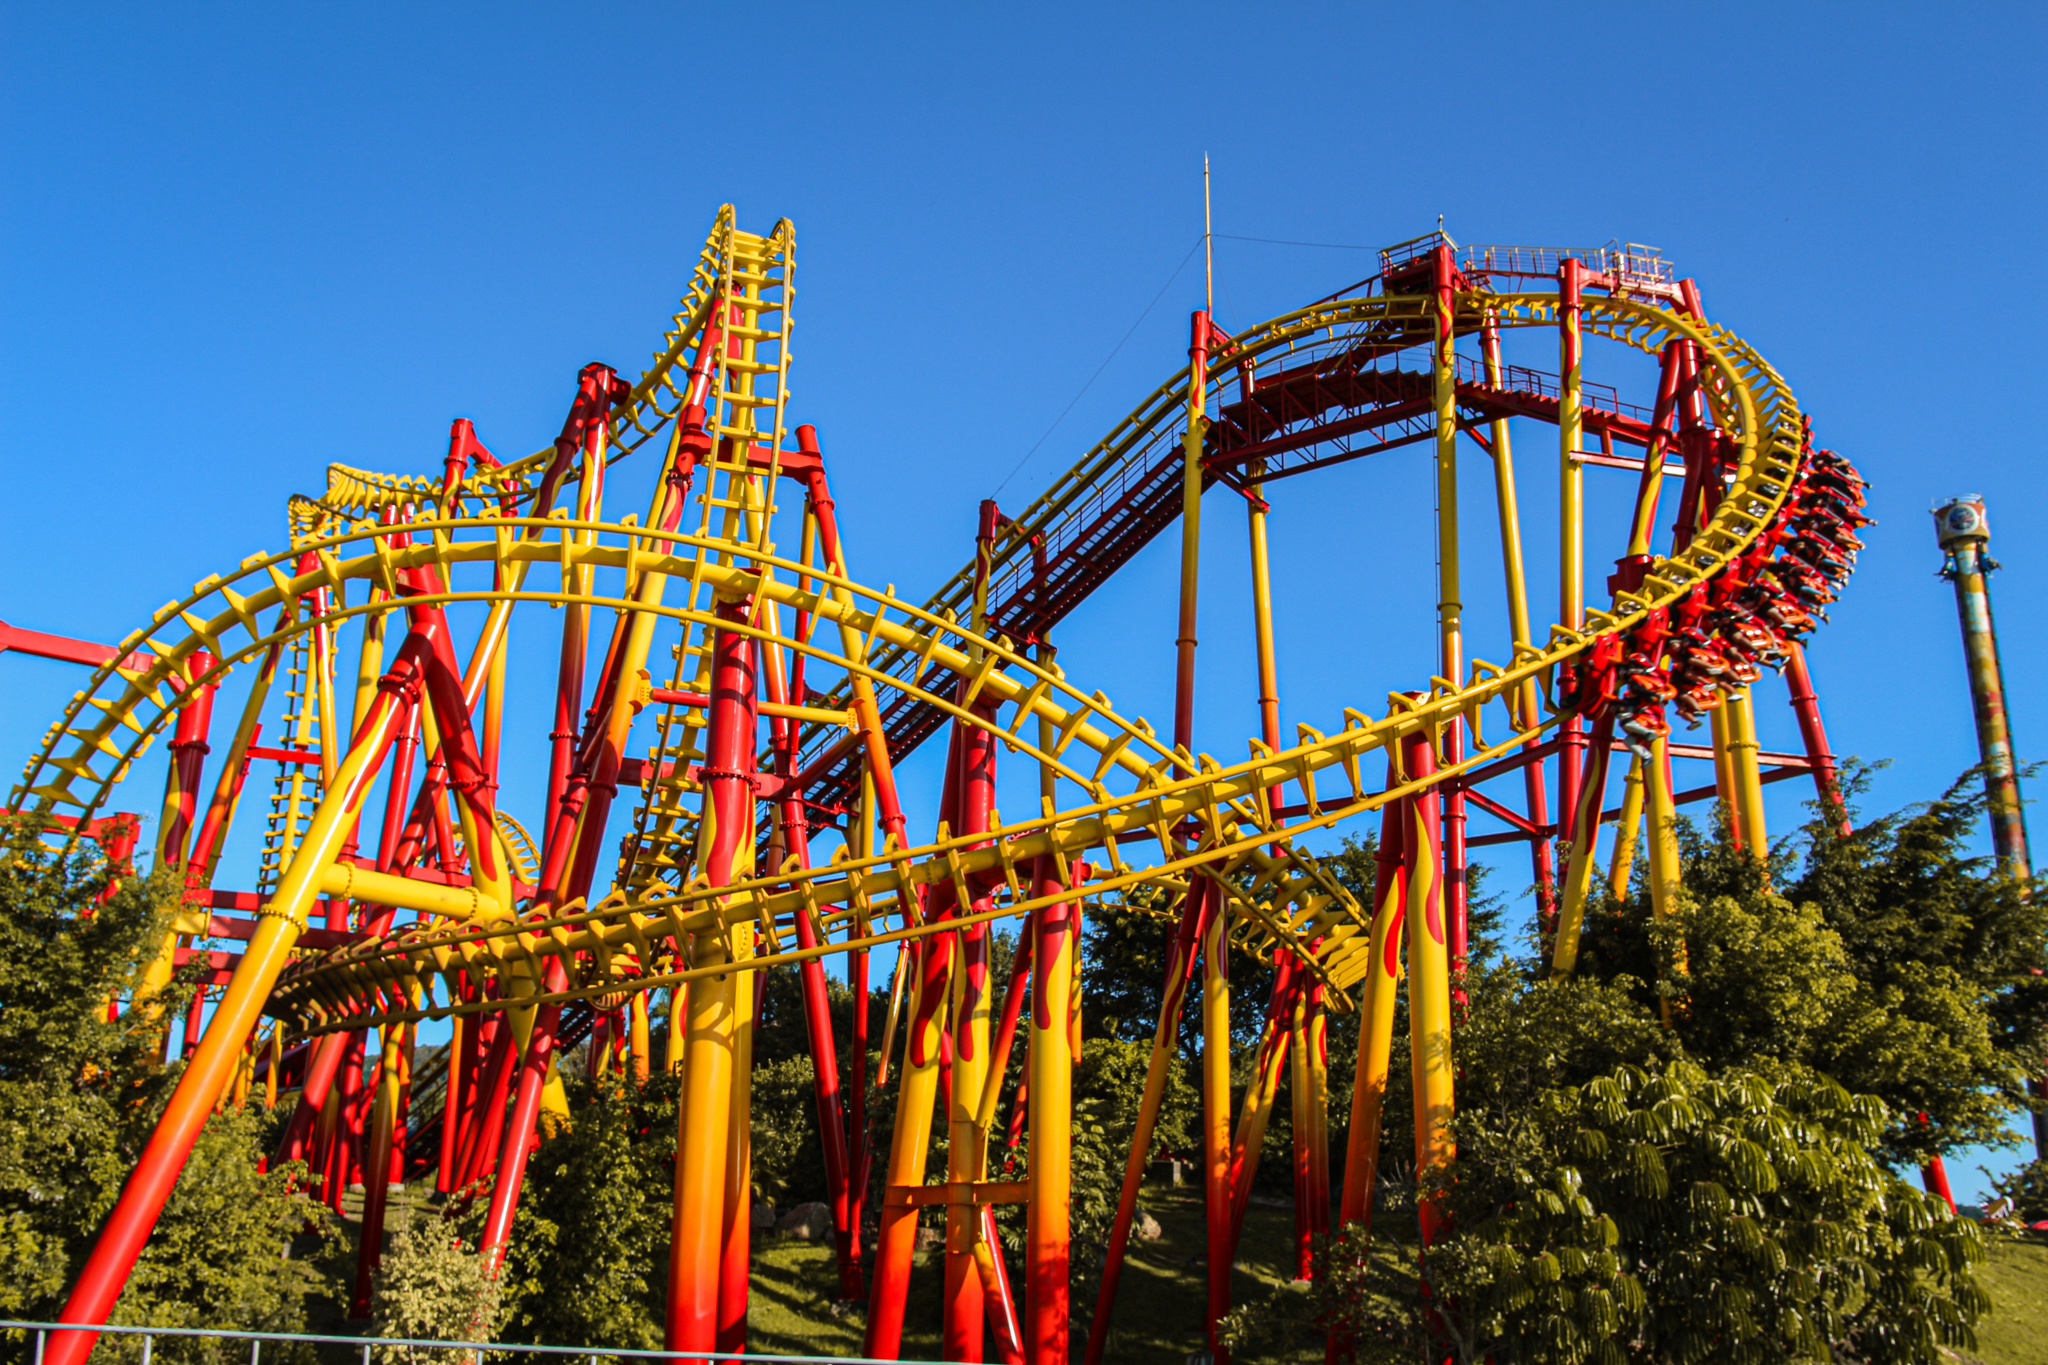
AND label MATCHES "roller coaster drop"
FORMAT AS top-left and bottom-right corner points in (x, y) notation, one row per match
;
(24, 208), (1867, 1363)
